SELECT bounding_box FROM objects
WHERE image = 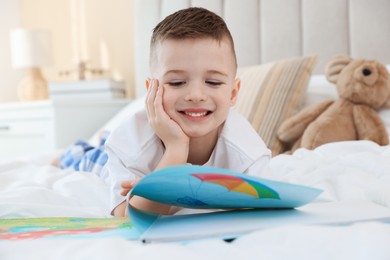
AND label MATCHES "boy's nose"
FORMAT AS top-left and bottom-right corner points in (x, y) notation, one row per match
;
(185, 84), (207, 102)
